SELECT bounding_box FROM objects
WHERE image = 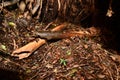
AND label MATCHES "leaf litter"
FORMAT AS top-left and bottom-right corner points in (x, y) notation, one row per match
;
(0, 9), (120, 80)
